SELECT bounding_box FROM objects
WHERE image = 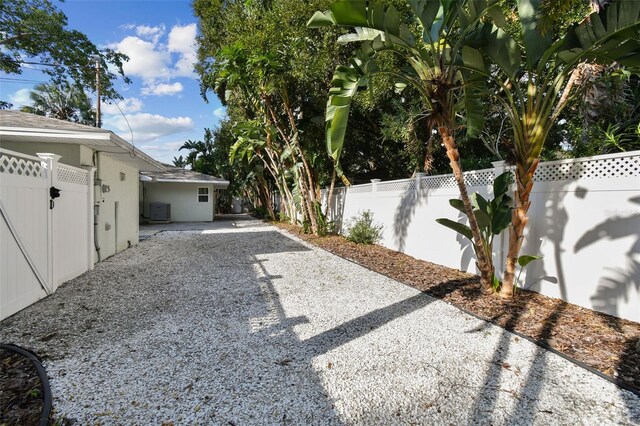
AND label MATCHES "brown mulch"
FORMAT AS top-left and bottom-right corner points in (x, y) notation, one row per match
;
(274, 222), (640, 395)
(0, 348), (46, 425)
